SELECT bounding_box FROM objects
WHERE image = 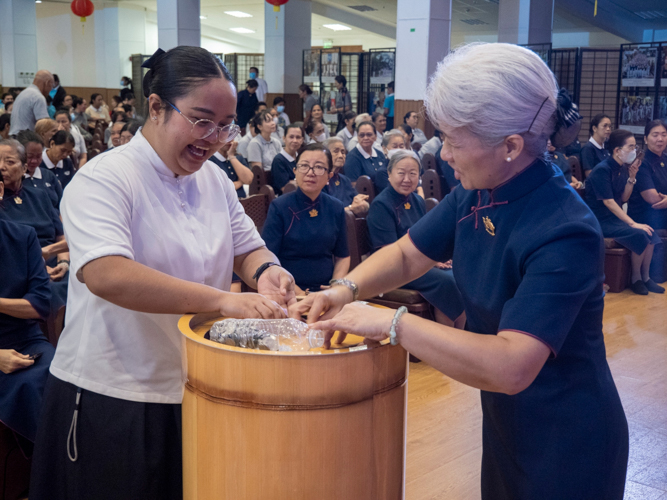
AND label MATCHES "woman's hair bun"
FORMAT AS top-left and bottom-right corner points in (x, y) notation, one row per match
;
(141, 48), (167, 98)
